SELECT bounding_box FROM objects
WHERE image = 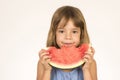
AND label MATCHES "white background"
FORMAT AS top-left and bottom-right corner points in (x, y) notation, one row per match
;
(0, 0), (120, 80)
